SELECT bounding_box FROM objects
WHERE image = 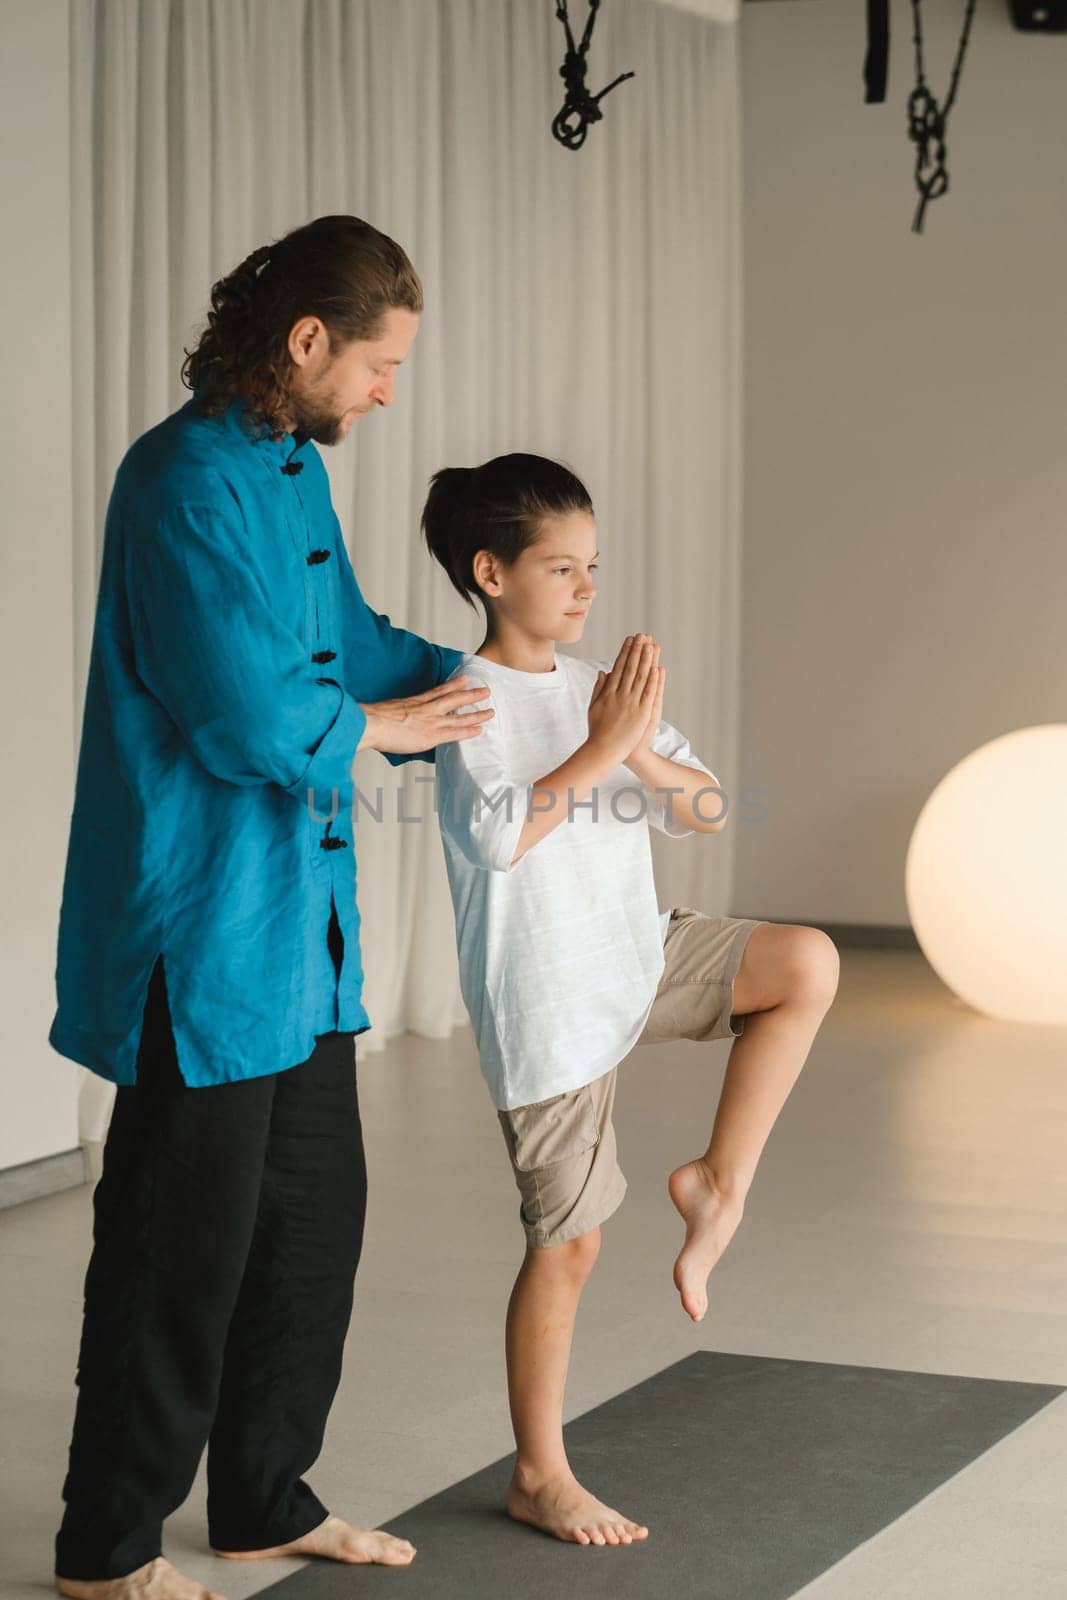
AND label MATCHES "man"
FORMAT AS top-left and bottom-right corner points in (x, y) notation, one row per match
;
(48, 215), (493, 1600)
